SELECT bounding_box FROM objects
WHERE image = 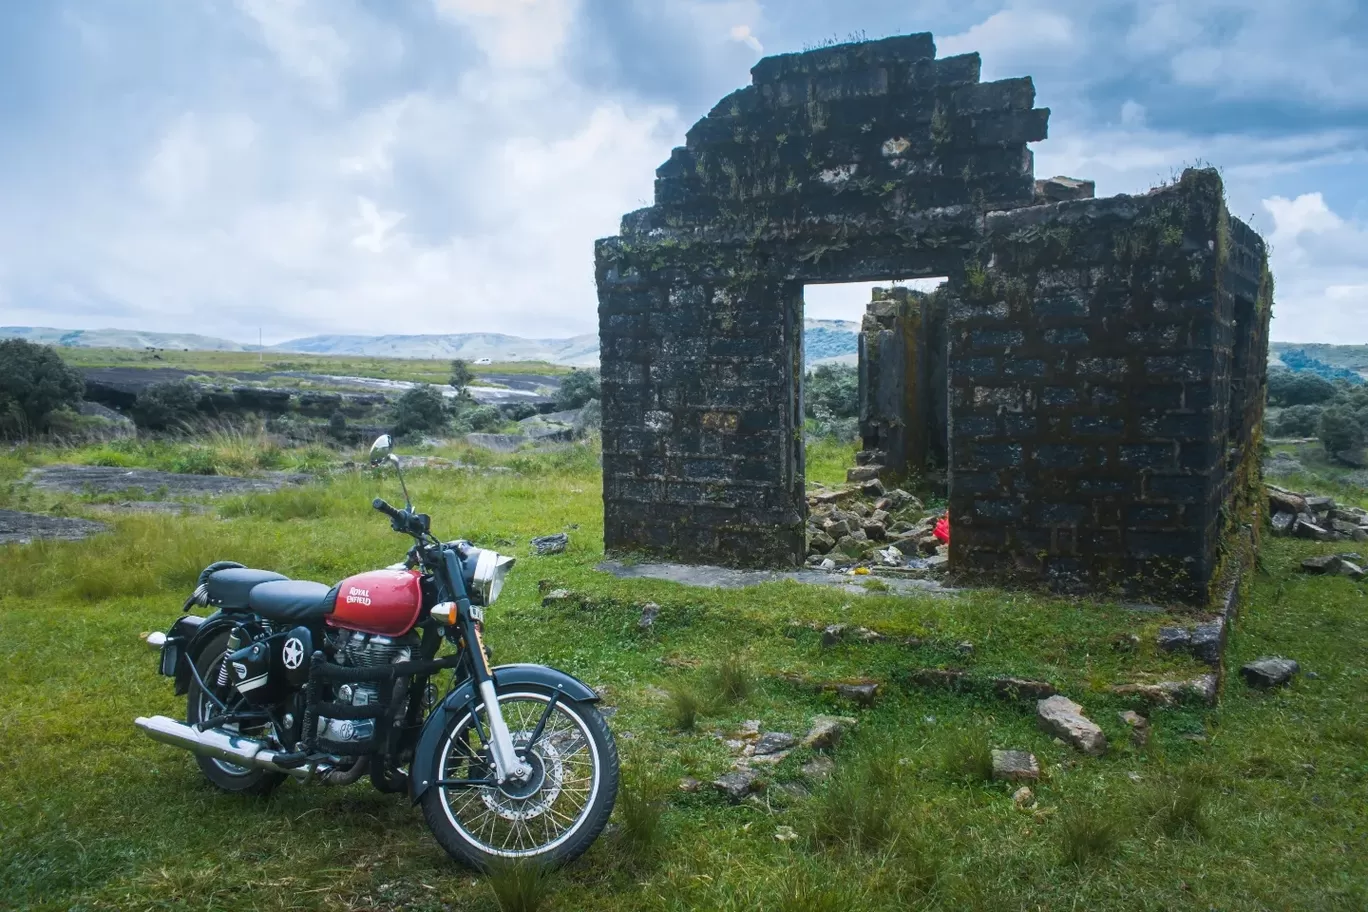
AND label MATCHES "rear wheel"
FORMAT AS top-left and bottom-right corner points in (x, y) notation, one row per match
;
(186, 631), (286, 796)
(420, 687), (618, 870)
